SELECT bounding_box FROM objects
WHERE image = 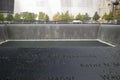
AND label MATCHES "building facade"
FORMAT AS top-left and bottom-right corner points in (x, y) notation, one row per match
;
(60, 0), (98, 17)
(98, 0), (111, 17)
(0, 0), (14, 16)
